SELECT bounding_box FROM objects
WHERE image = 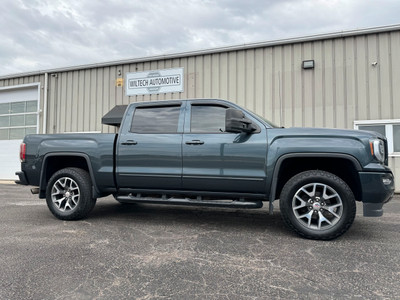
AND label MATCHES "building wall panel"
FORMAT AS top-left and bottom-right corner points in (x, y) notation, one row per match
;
(96, 68), (104, 132)
(313, 41), (324, 128)
(391, 32), (400, 119)
(355, 36), (368, 121)
(334, 39), (344, 129)
(303, 42), (314, 128)
(83, 70), (90, 131)
(282, 45), (292, 127)
(344, 38), (356, 128)
(254, 48), (265, 115)
(292, 44), (303, 127)
(368, 35), (379, 120)
(379, 33), (392, 119)
(323, 40), (335, 128)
